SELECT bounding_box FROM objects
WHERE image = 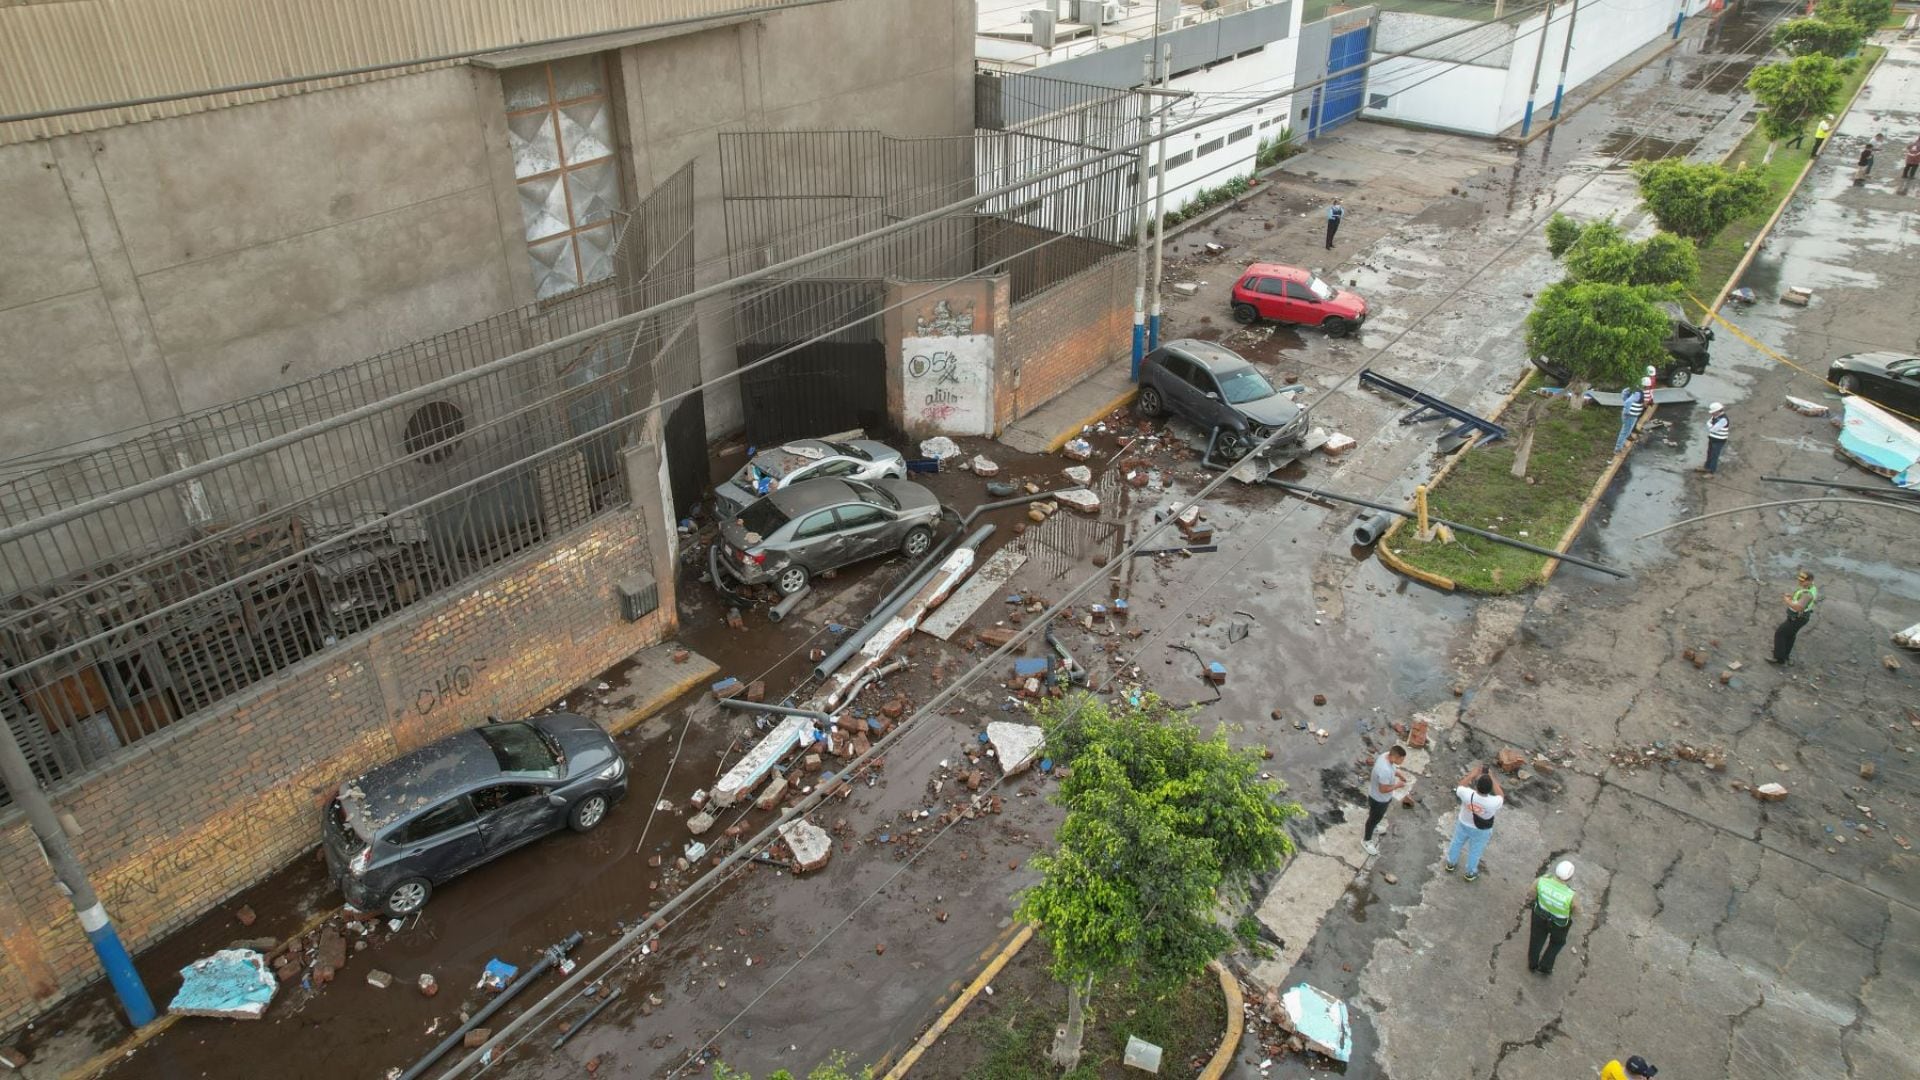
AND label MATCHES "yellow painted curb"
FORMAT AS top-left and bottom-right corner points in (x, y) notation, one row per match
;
(606, 655), (718, 737)
(66, 905), (340, 1080)
(881, 923), (1035, 1080)
(1042, 385), (1139, 454)
(1197, 961), (1245, 1080)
